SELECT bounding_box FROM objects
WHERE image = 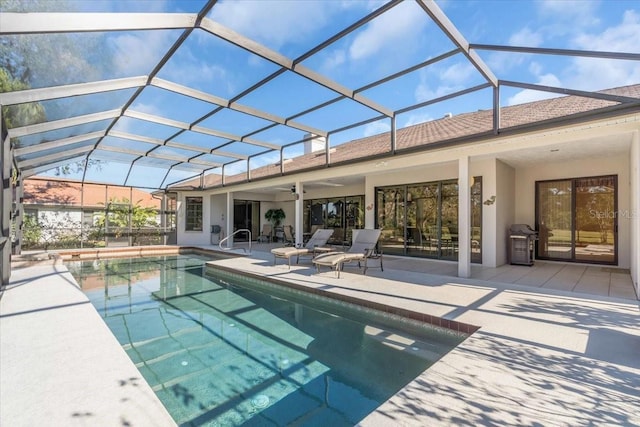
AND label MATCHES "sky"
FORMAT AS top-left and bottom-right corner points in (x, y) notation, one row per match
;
(10, 0), (640, 189)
